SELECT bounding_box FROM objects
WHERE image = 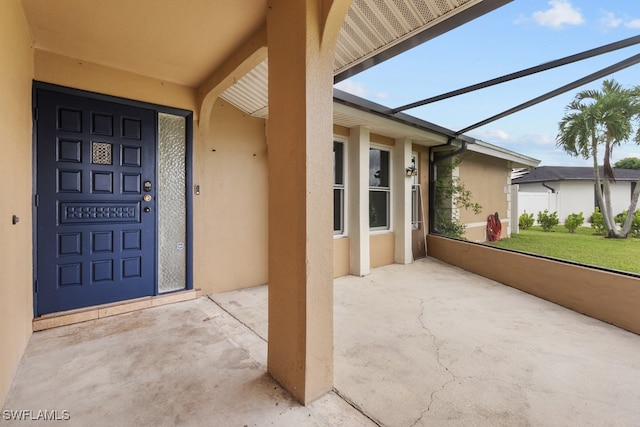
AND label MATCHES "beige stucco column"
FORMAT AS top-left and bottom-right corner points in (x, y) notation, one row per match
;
(393, 138), (413, 264)
(348, 126), (371, 276)
(266, 0), (351, 405)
